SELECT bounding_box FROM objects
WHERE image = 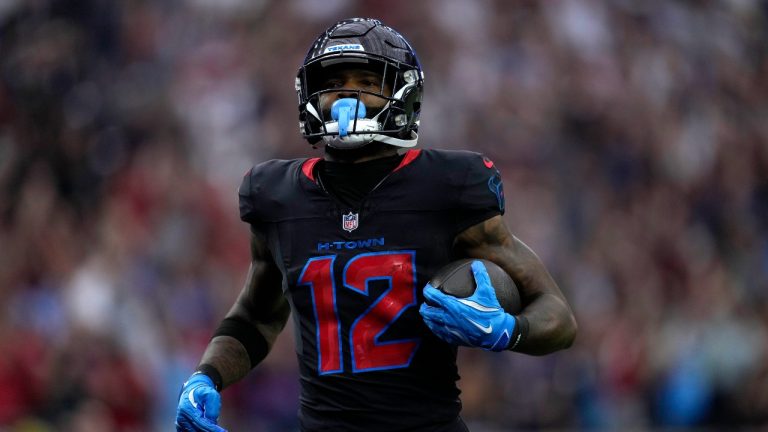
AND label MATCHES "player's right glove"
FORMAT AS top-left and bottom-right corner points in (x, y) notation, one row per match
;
(420, 260), (517, 351)
(175, 372), (227, 432)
